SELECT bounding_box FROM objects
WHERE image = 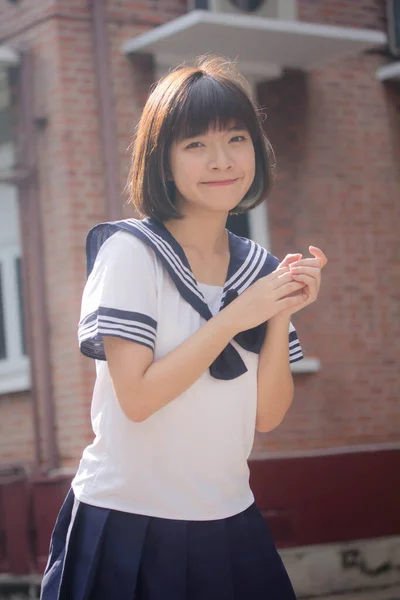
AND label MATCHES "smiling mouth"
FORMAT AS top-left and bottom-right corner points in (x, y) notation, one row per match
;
(201, 178), (239, 186)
